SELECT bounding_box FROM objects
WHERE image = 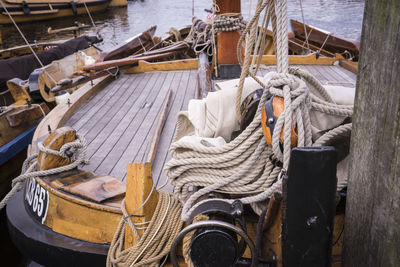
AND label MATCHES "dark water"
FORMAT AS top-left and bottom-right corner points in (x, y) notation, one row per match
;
(0, 0), (364, 51)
